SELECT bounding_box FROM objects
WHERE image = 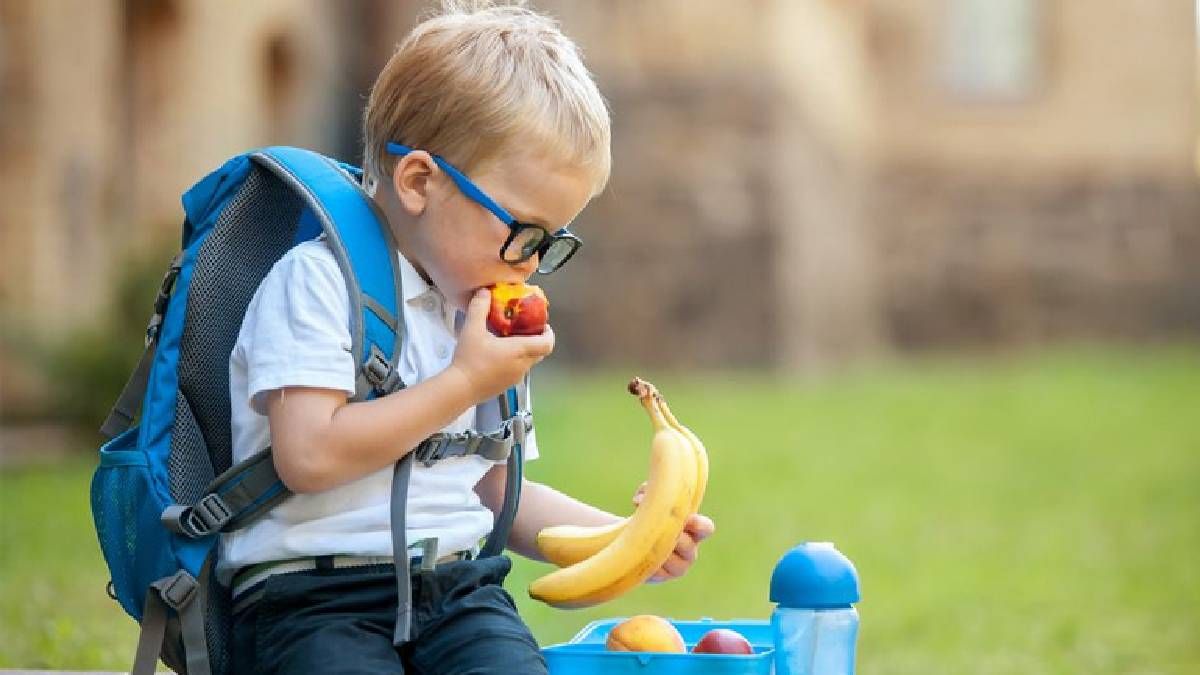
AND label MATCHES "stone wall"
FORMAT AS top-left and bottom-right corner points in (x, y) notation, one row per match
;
(539, 75), (781, 368)
(872, 168), (1200, 349)
(1, 0), (1196, 387)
